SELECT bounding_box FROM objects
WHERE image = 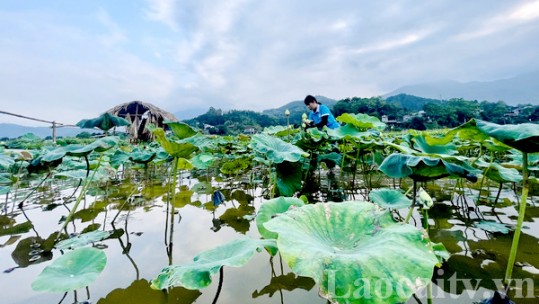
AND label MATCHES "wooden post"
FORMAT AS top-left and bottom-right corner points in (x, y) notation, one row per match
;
(52, 121), (57, 143)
